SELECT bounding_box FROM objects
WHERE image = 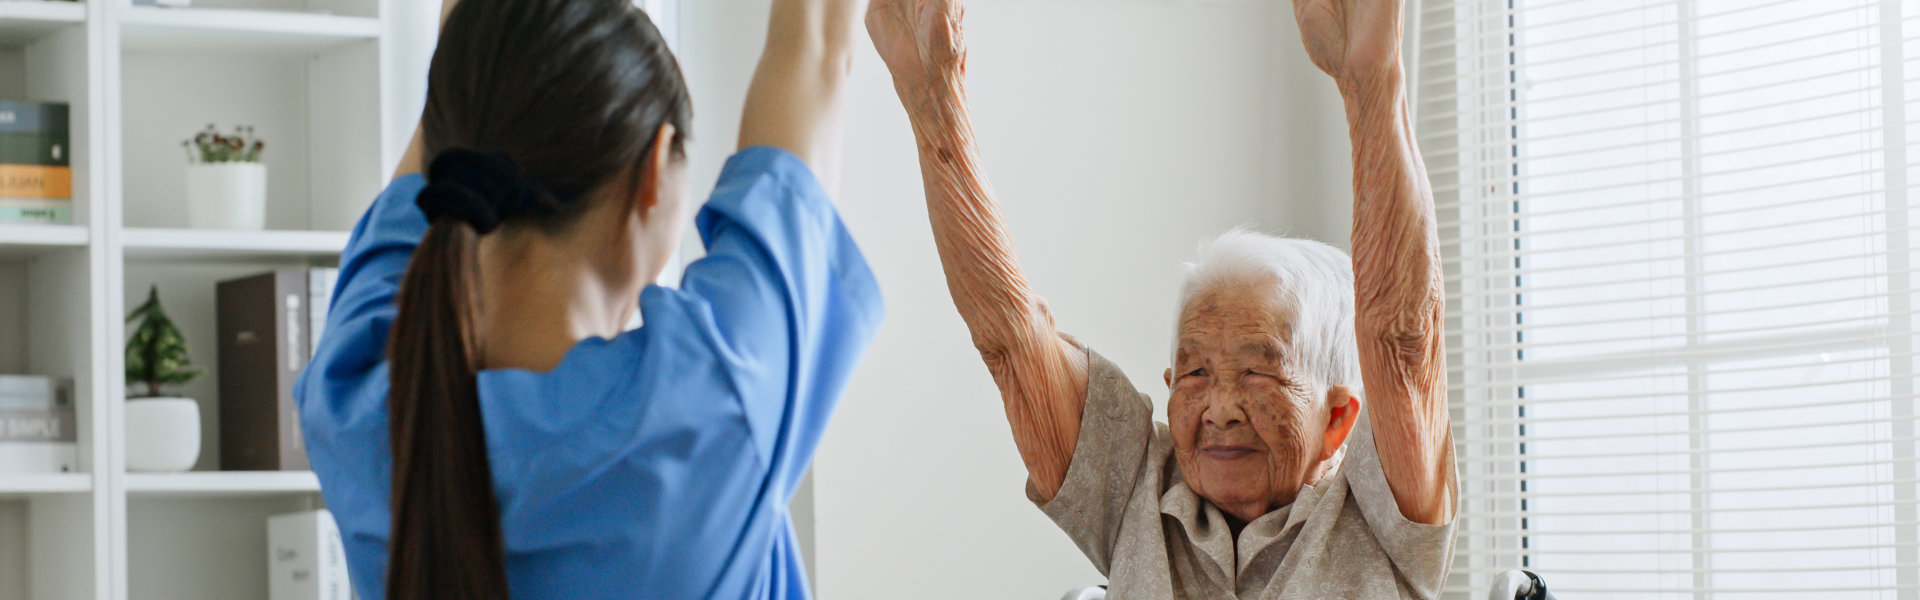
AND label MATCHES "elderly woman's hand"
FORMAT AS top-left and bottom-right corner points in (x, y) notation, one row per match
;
(1292, 0), (1403, 89)
(867, 0), (966, 108)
